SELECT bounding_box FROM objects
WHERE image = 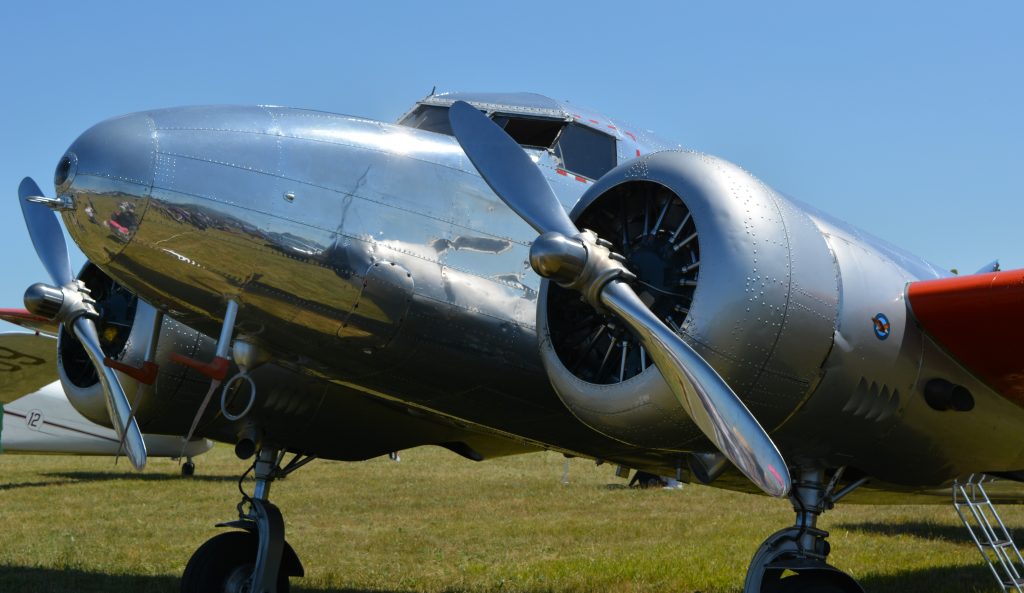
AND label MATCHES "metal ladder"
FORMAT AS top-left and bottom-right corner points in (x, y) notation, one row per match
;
(954, 475), (1024, 592)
